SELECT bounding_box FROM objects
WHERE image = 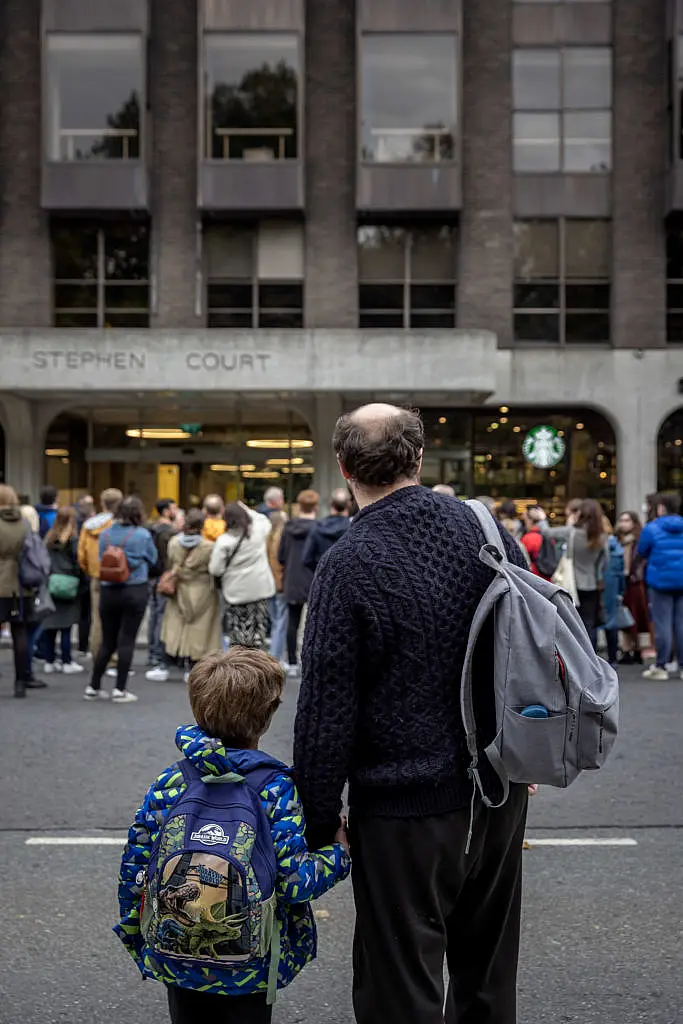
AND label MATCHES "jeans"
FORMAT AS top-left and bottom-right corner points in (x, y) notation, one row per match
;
(91, 583), (148, 692)
(27, 620), (42, 677)
(649, 588), (683, 668)
(43, 629), (72, 664)
(147, 585), (167, 665)
(268, 593), (288, 661)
